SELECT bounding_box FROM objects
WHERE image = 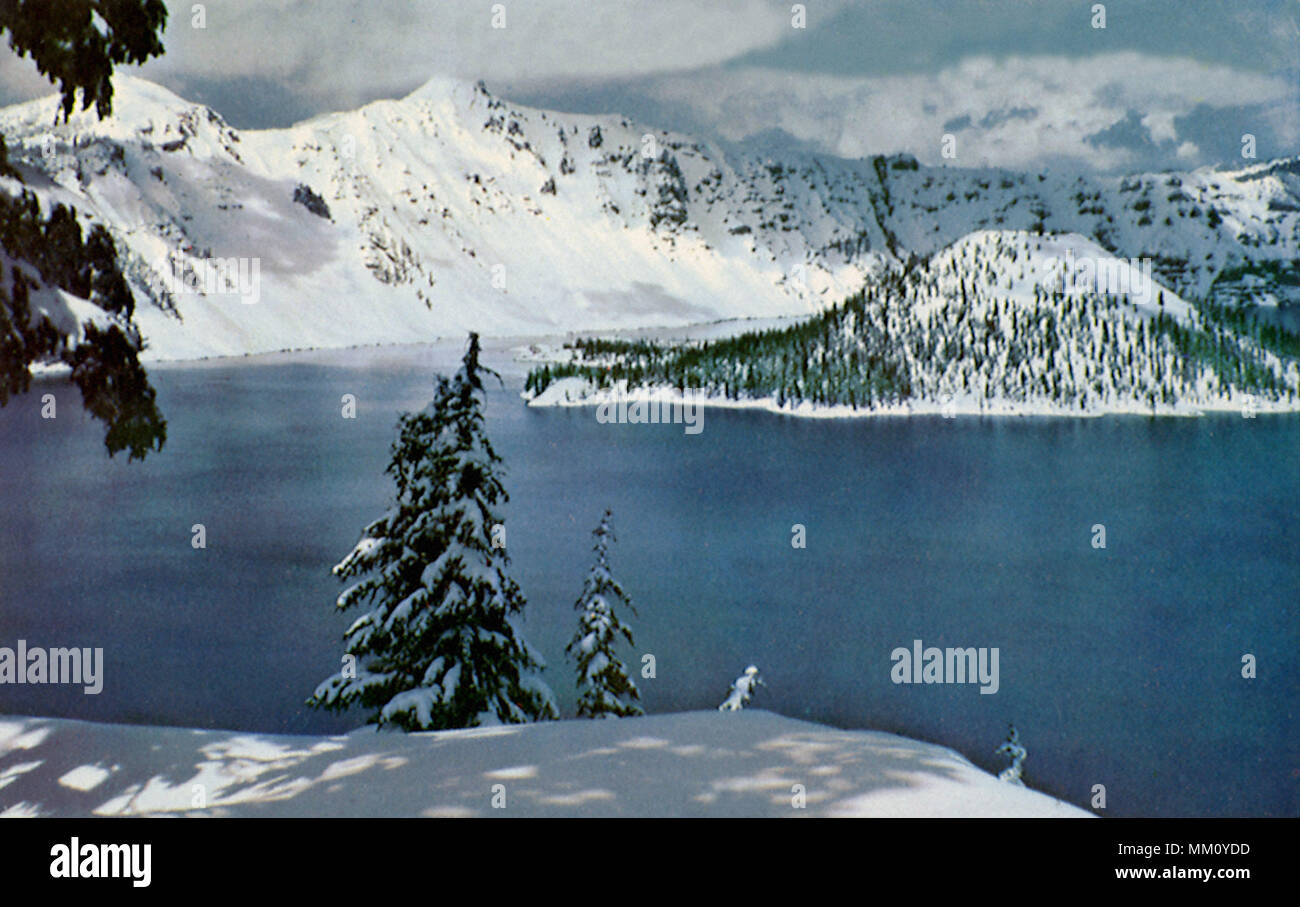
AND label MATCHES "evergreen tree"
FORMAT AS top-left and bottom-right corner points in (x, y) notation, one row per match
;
(565, 509), (643, 718)
(0, 0), (170, 458)
(718, 665), (763, 711)
(0, 0), (168, 120)
(996, 724), (1027, 785)
(0, 191), (166, 459)
(309, 333), (557, 730)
